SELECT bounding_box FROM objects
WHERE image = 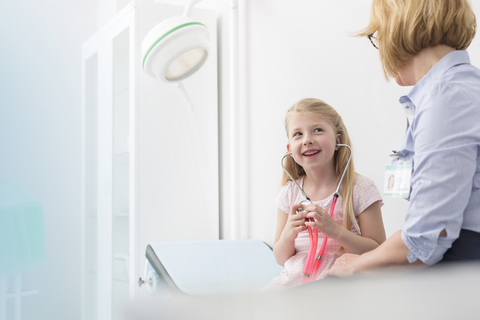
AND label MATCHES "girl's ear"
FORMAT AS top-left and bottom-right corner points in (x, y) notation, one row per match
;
(287, 143), (291, 152)
(335, 134), (341, 150)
